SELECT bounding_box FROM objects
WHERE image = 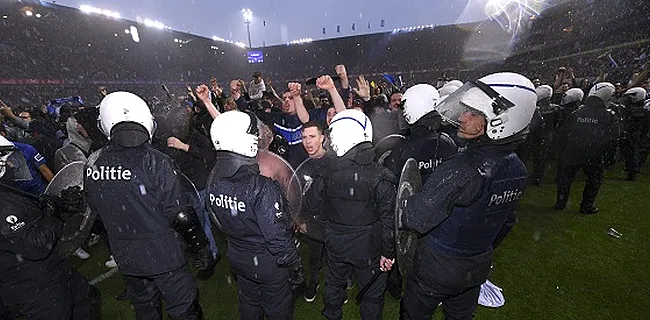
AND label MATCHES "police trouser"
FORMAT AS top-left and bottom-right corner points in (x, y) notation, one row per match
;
(123, 265), (201, 320)
(386, 260), (402, 296)
(531, 135), (552, 183)
(0, 300), (10, 320)
(621, 135), (643, 175)
(400, 275), (480, 320)
(235, 270), (293, 320)
(323, 253), (386, 320)
(640, 147), (650, 168)
(0, 265), (100, 320)
(556, 156), (605, 209)
(308, 237), (325, 289)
